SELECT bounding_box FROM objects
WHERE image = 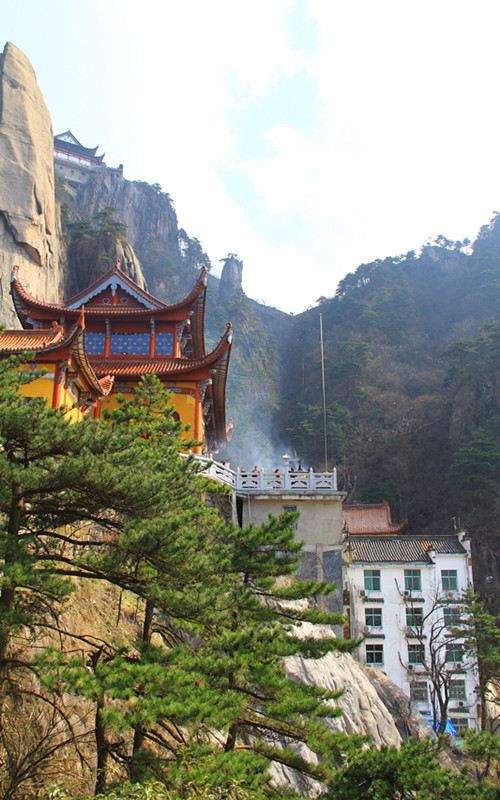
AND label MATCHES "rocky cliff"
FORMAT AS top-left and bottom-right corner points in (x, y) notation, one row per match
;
(0, 42), (62, 326)
(58, 166), (291, 465)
